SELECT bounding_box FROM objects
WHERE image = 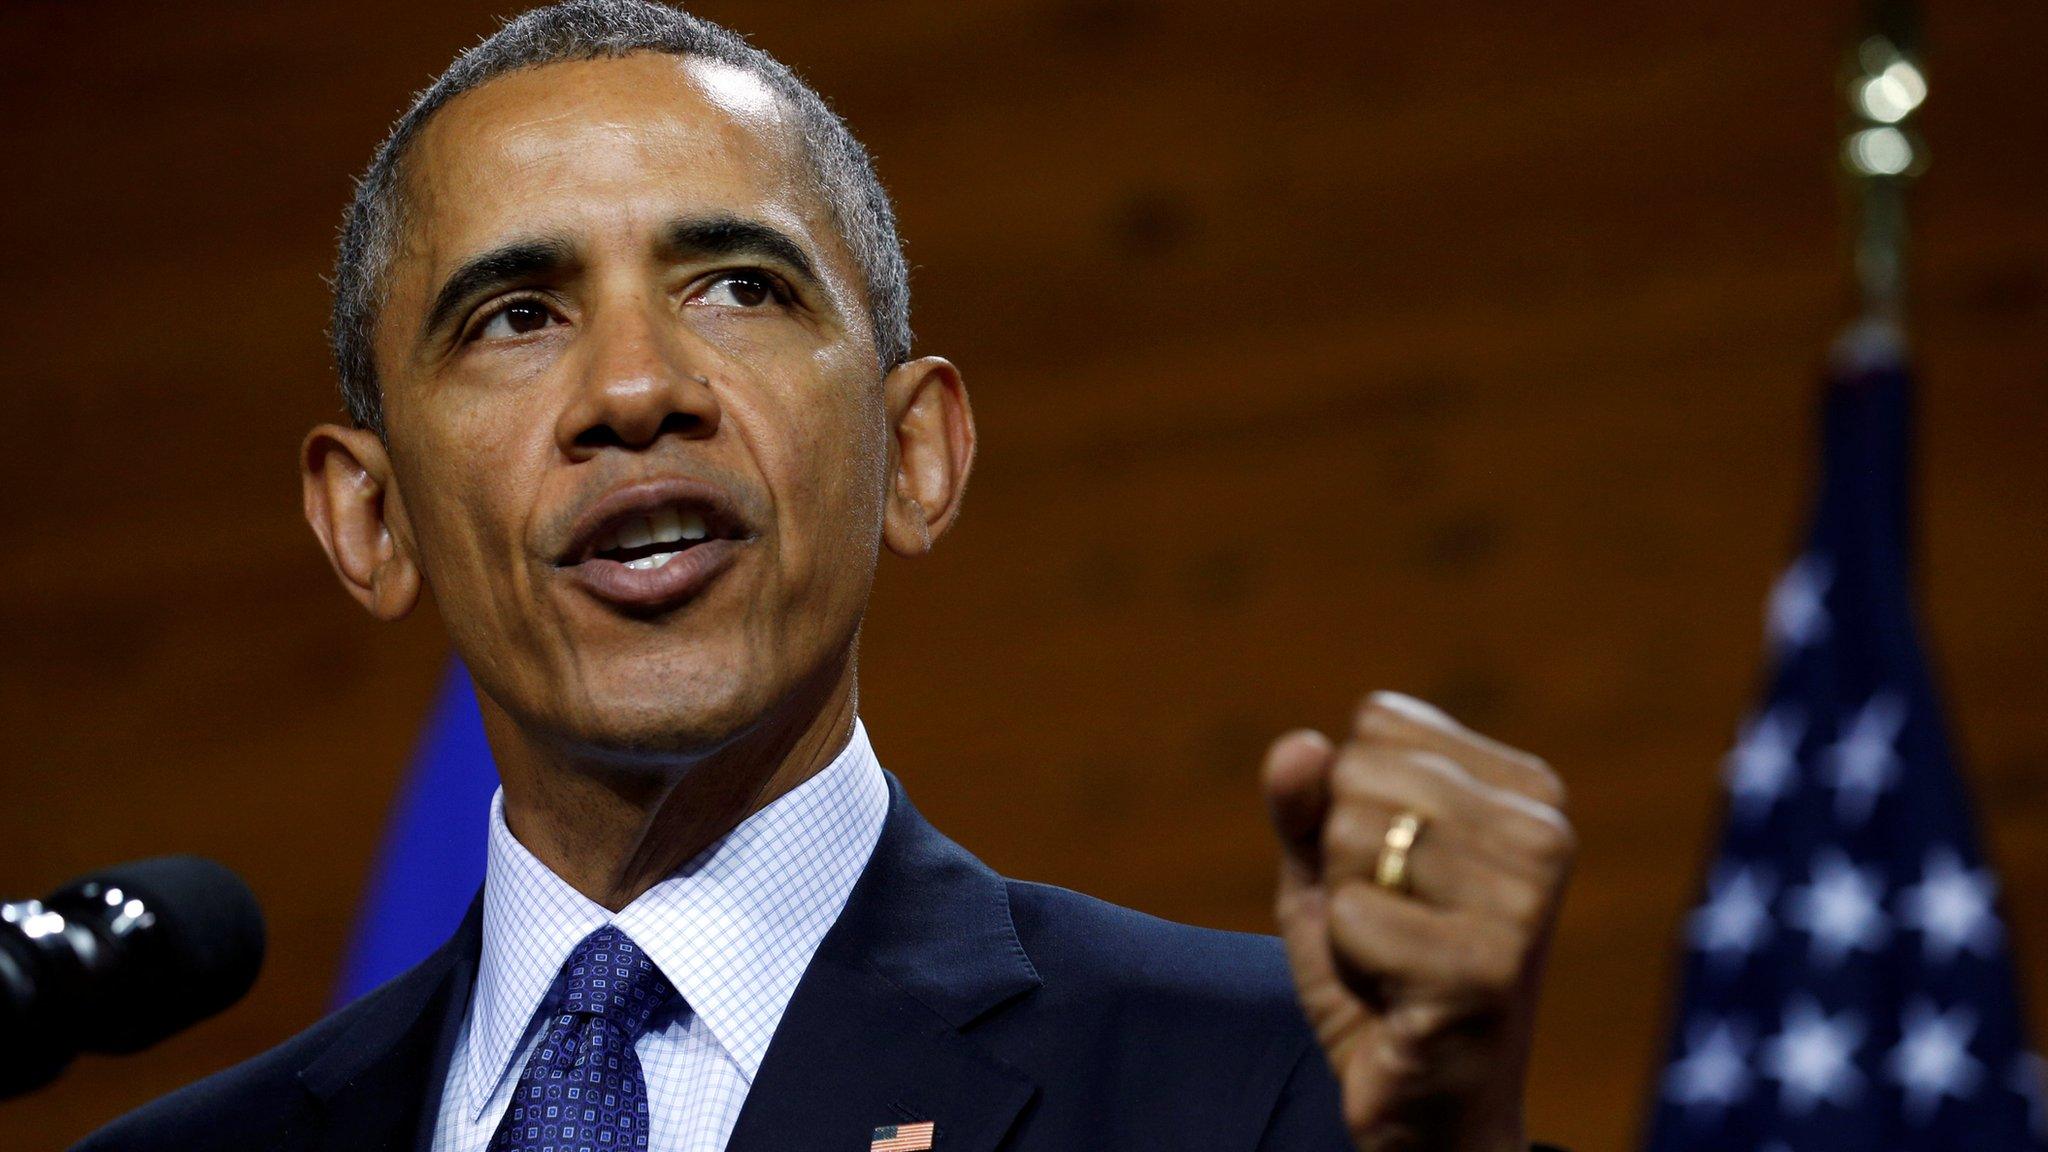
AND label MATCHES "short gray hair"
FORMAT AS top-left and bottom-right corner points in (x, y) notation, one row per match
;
(328, 0), (912, 434)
